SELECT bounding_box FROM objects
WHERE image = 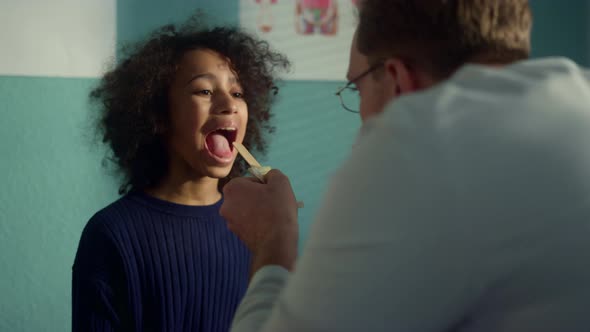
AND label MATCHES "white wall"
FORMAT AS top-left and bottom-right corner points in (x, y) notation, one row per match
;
(0, 0), (116, 78)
